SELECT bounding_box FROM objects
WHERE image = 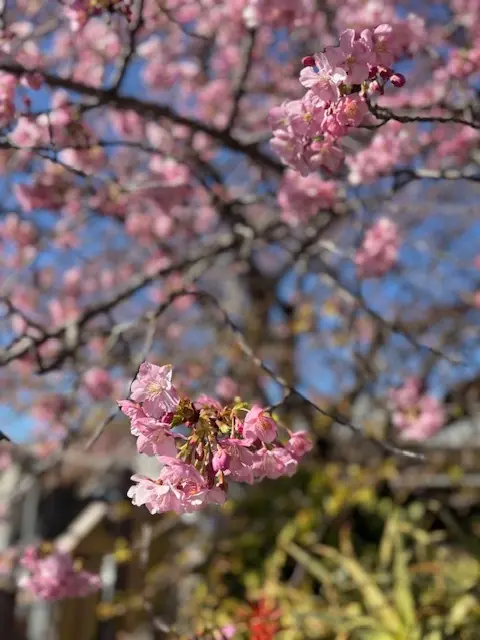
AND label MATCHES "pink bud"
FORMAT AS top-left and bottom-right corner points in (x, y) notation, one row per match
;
(390, 73), (406, 88)
(302, 56), (315, 67)
(378, 67), (392, 80)
(162, 411), (174, 425)
(212, 448), (229, 472)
